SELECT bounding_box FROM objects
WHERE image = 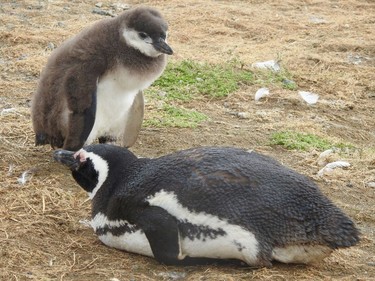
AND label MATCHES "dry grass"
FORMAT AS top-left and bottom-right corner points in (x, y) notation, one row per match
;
(1, 0), (374, 280)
